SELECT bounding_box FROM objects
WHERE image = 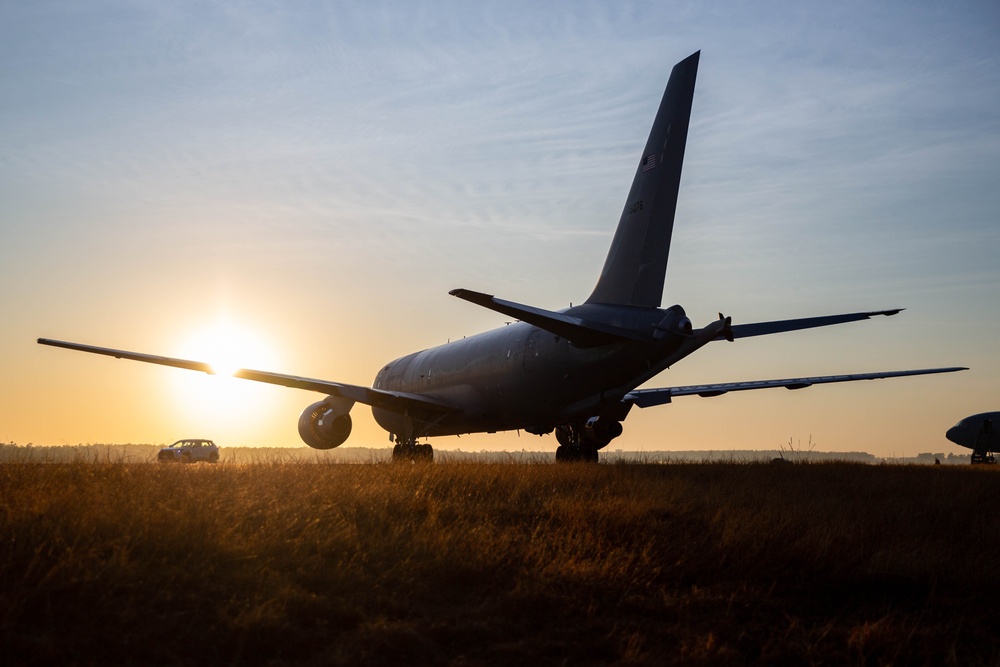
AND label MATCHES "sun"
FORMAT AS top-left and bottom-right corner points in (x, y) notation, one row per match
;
(168, 320), (283, 432)
(177, 320), (276, 376)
